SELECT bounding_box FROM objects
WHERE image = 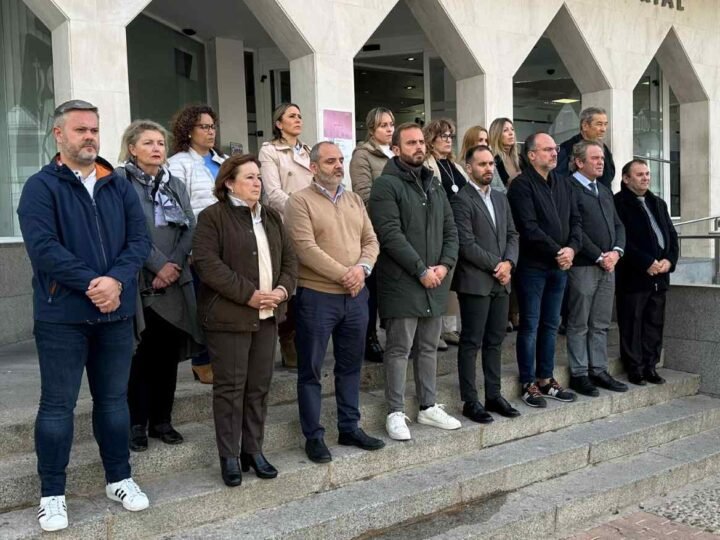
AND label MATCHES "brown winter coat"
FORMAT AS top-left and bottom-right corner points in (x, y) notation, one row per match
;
(349, 140), (391, 205)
